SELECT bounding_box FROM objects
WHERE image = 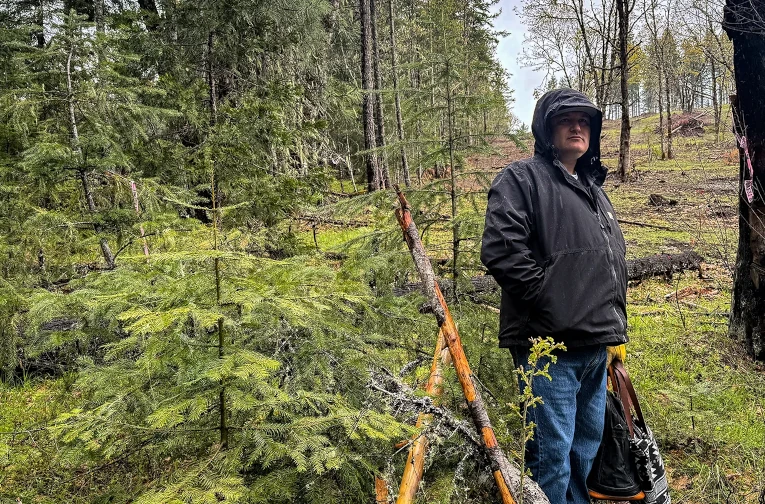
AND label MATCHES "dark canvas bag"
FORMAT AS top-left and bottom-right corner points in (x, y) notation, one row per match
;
(588, 361), (671, 504)
(611, 361), (671, 504)
(587, 366), (645, 501)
